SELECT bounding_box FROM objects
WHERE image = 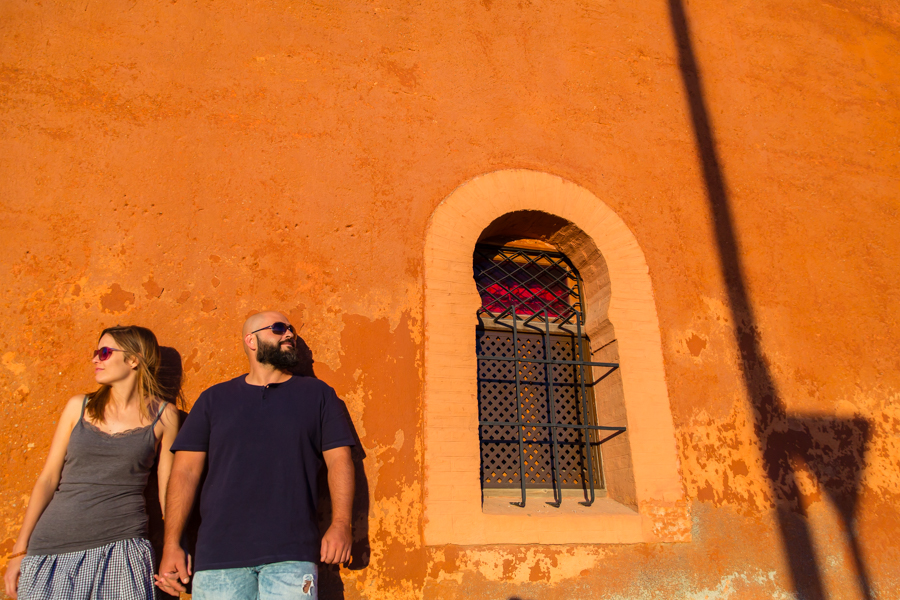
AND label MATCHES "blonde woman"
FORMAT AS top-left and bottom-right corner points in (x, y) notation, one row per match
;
(4, 325), (180, 600)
